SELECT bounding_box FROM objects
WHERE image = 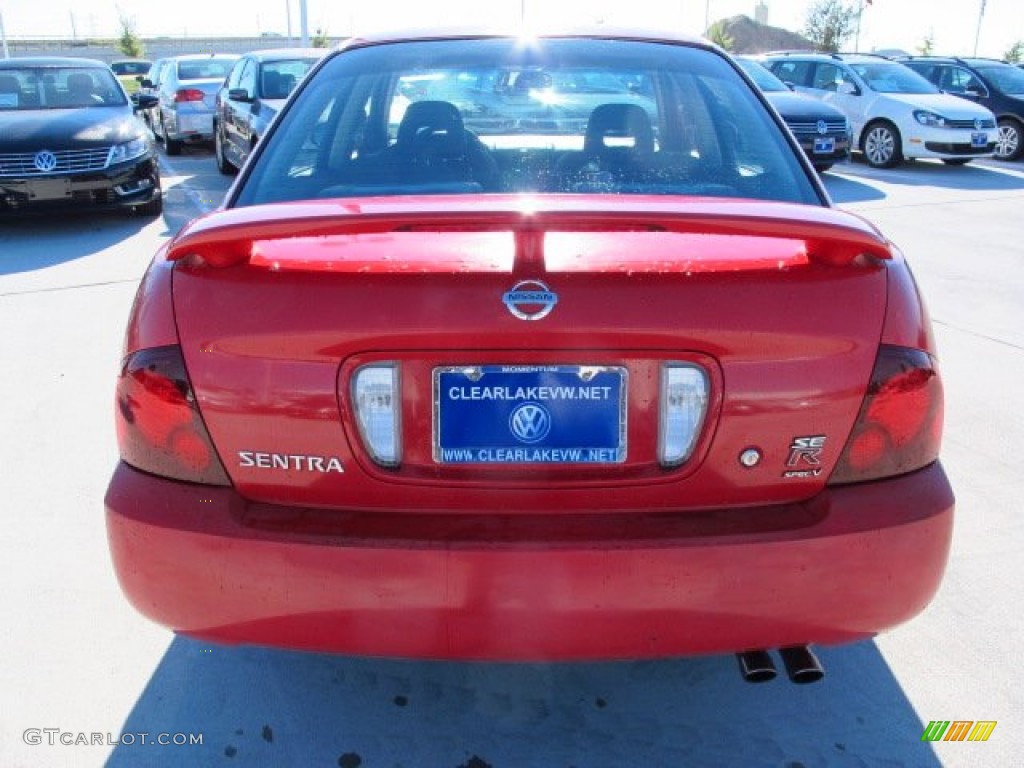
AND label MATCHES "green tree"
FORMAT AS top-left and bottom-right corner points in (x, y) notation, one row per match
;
(706, 20), (735, 52)
(1005, 40), (1024, 63)
(917, 31), (934, 56)
(312, 27), (330, 49)
(803, 0), (858, 53)
(116, 12), (144, 58)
